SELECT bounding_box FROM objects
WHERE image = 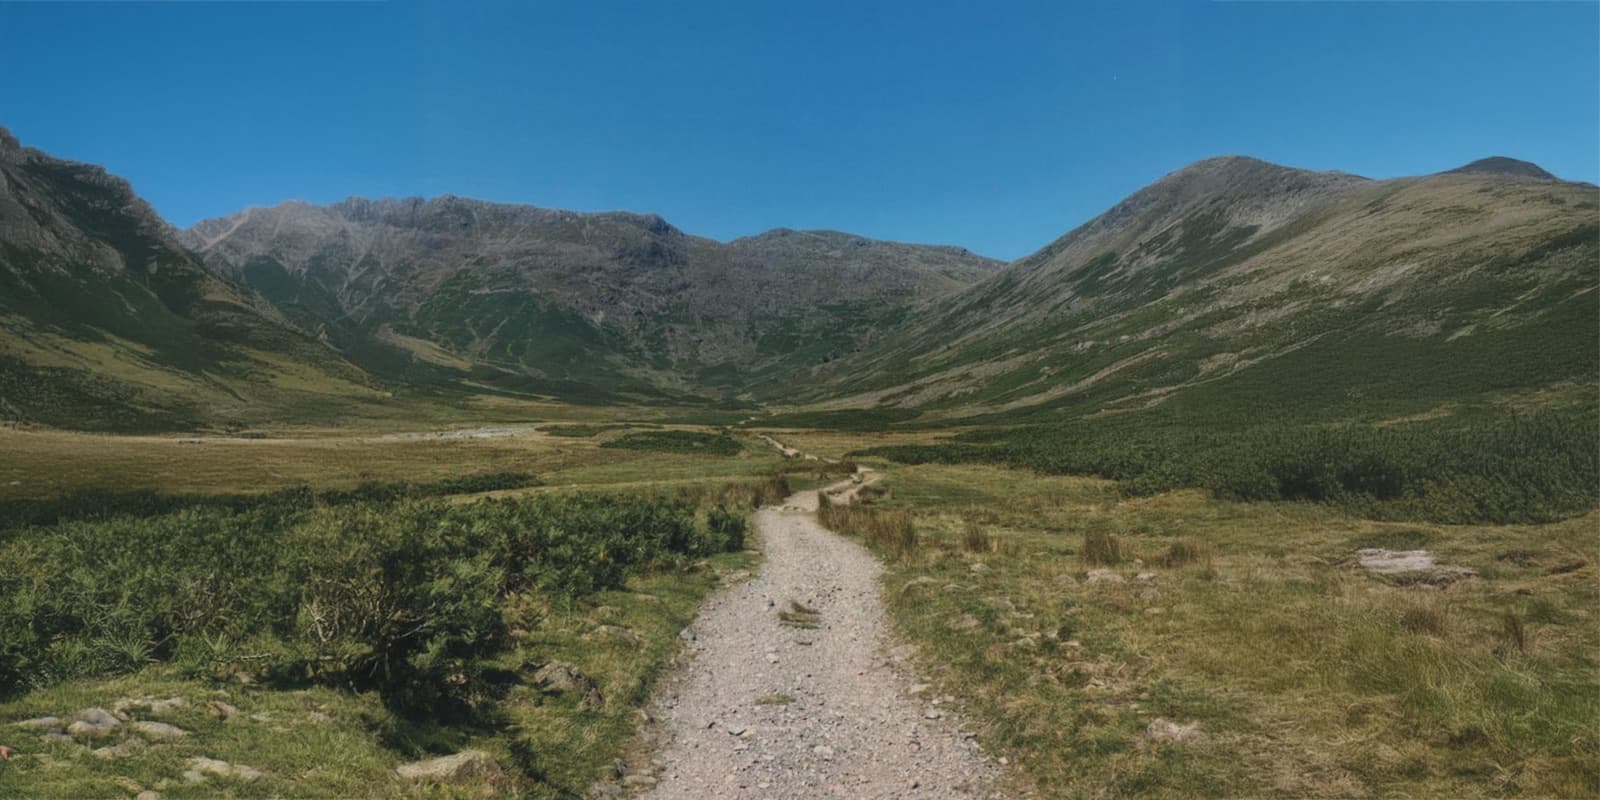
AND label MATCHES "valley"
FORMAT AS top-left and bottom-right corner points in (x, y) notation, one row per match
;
(0, 125), (1595, 799)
